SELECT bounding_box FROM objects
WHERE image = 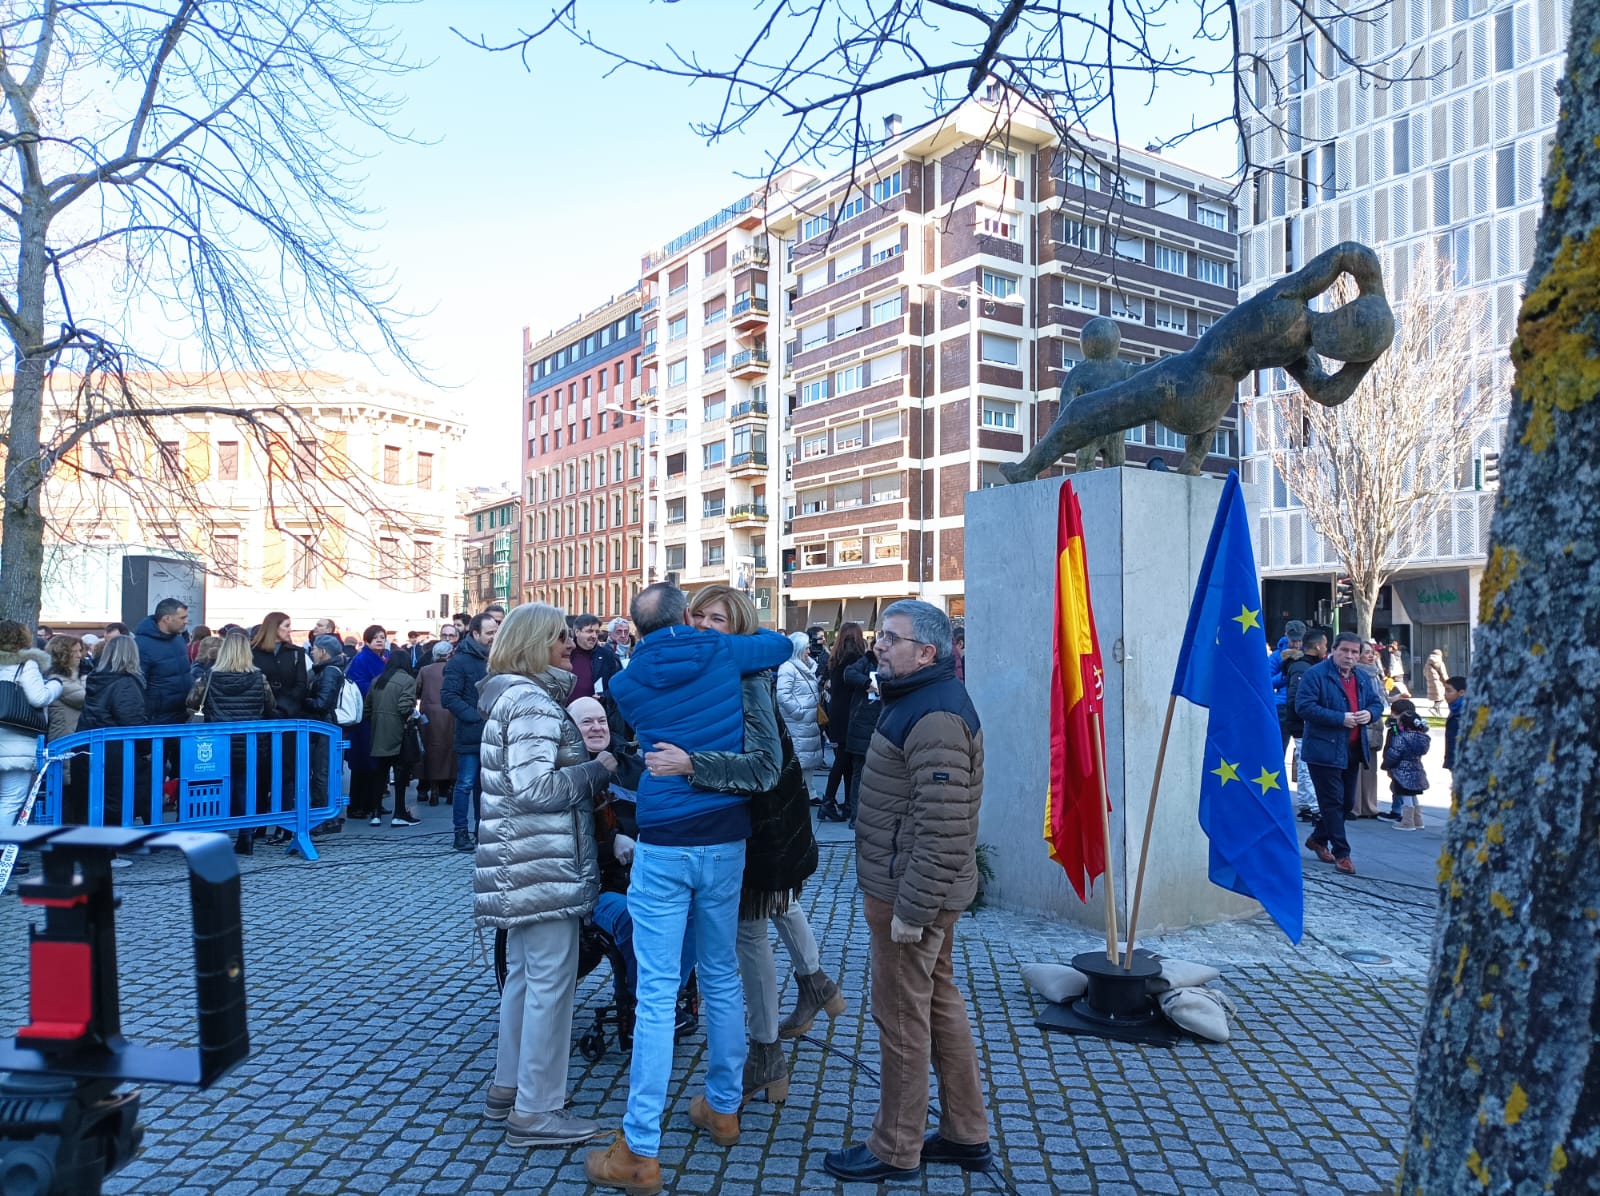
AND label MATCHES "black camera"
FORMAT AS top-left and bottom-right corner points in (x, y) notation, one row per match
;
(0, 826), (250, 1196)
